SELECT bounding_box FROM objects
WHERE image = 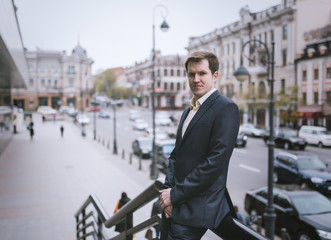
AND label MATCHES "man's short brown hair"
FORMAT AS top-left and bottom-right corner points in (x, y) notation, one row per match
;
(184, 51), (219, 74)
